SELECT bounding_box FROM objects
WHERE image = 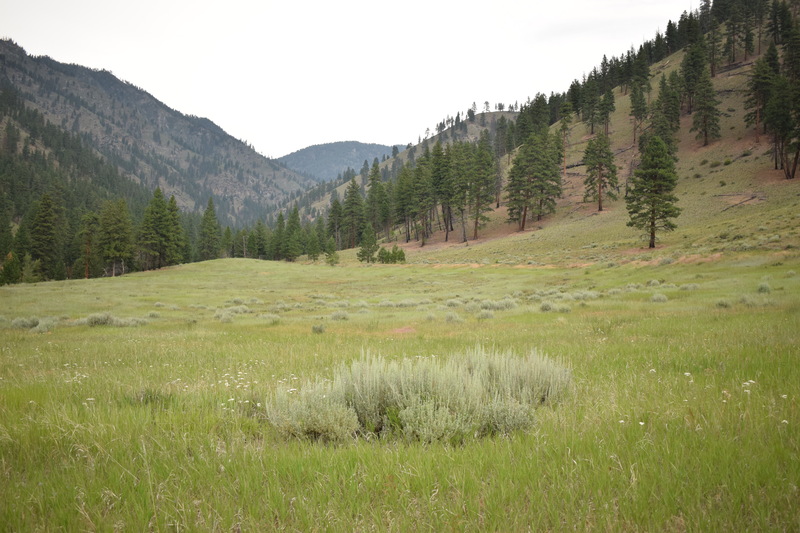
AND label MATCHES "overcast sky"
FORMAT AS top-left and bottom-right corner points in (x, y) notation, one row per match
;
(4, 0), (693, 158)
